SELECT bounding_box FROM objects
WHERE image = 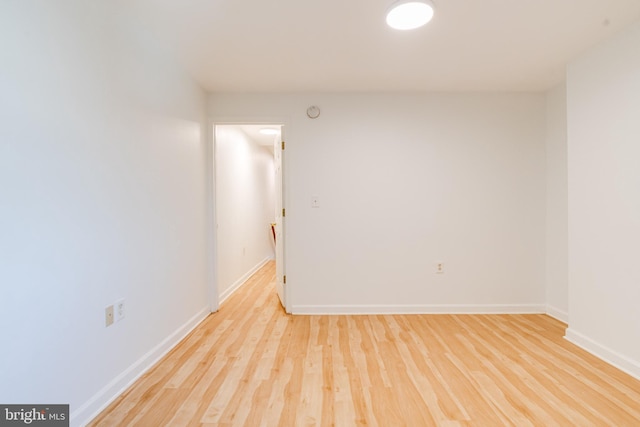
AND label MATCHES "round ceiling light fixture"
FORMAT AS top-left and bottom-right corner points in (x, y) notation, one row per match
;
(259, 128), (280, 135)
(386, 0), (435, 30)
